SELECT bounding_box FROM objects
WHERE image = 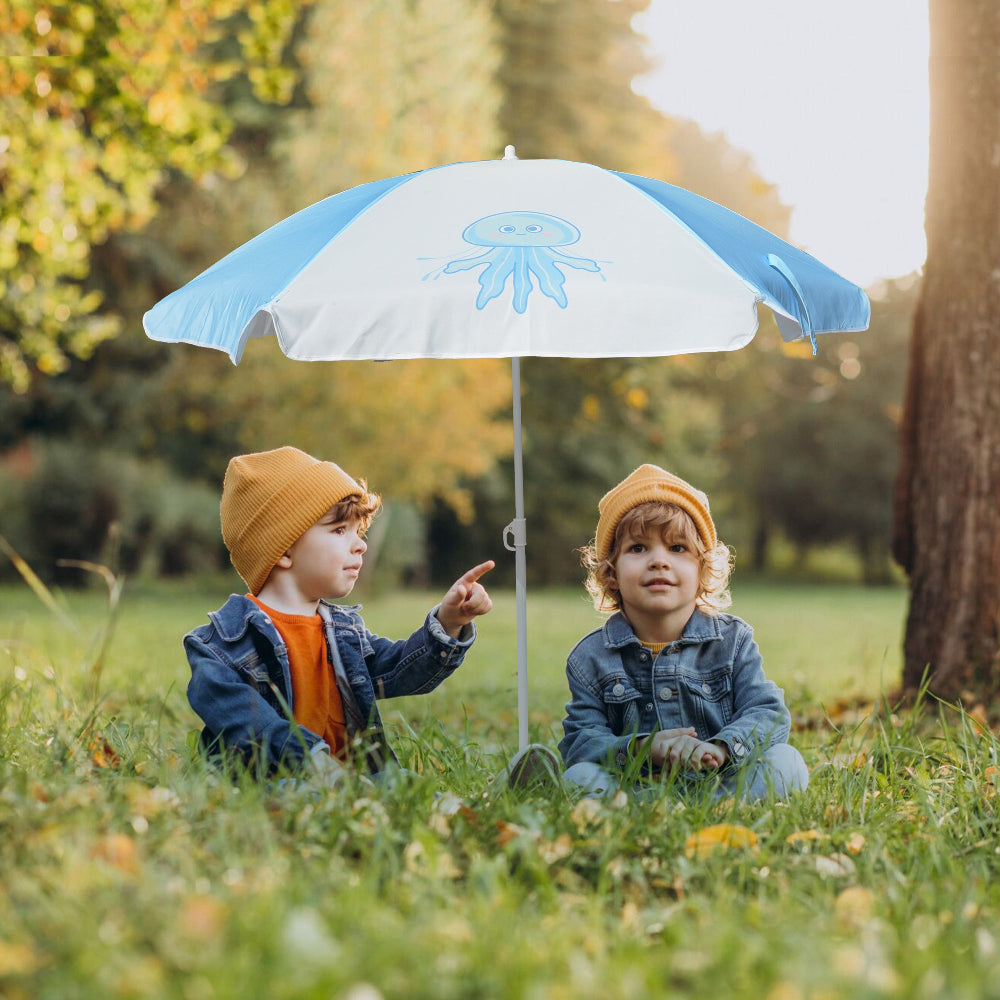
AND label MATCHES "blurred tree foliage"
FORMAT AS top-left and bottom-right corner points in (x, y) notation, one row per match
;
(0, 0), (302, 392)
(713, 276), (917, 583)
(0, 0), (509, 578)
(0, 0), (909, 588)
